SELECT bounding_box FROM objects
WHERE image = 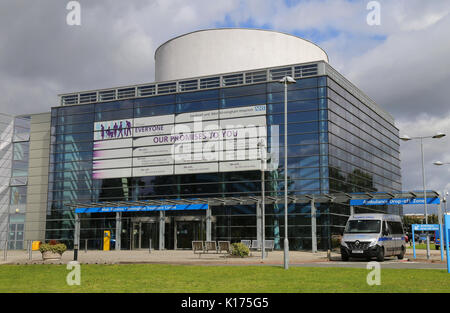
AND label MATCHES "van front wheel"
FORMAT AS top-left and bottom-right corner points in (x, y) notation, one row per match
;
(341, 252), (349, 261)
(376, 247), (385, 262)
(397, 247), (405, 260)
